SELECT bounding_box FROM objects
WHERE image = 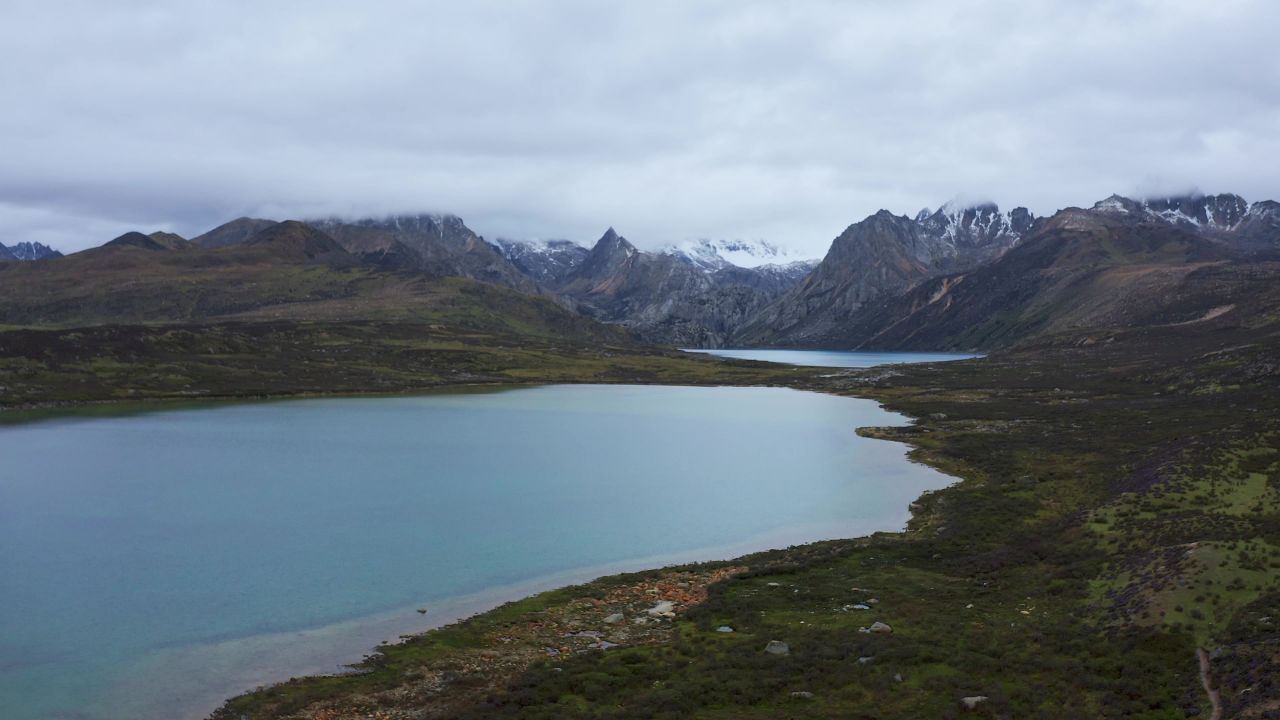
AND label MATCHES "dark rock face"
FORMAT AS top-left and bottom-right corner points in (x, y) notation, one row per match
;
(529, 229), (815, 347)
(192, 217), (279, 248)
(735, 203), (1033, 346)
(1094, 193), (1251, 231)
(835, 215), (1229, 350)
(734, 192), (1280, 350)
(0, 241), (62, 261)
(1091, 193), (1280, 255)
(310, 215), (539, 293)
(493, 238), (590, 285)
